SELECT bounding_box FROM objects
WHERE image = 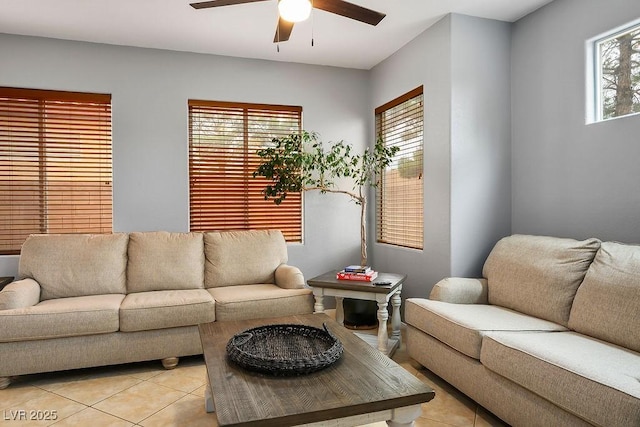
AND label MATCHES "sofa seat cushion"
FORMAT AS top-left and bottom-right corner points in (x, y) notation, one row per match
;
(405, 298), (566, 359)
(119, 290), (215, 332)
(482, 235), (600, 326)
(0, 294), (124, 342)
(127, 232), (205, 293)
(19, 233), (129, 300)
(569, 241), (640, 353)
(481, 331), (640, 427)
(207, 284), (313, 321)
